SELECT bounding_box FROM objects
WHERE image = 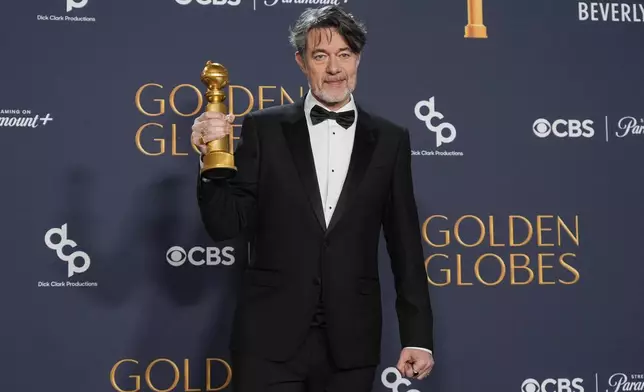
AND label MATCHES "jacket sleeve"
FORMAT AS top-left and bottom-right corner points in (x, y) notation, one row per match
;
(382, 128), (434, 352)
(197, 113), (260, 242)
